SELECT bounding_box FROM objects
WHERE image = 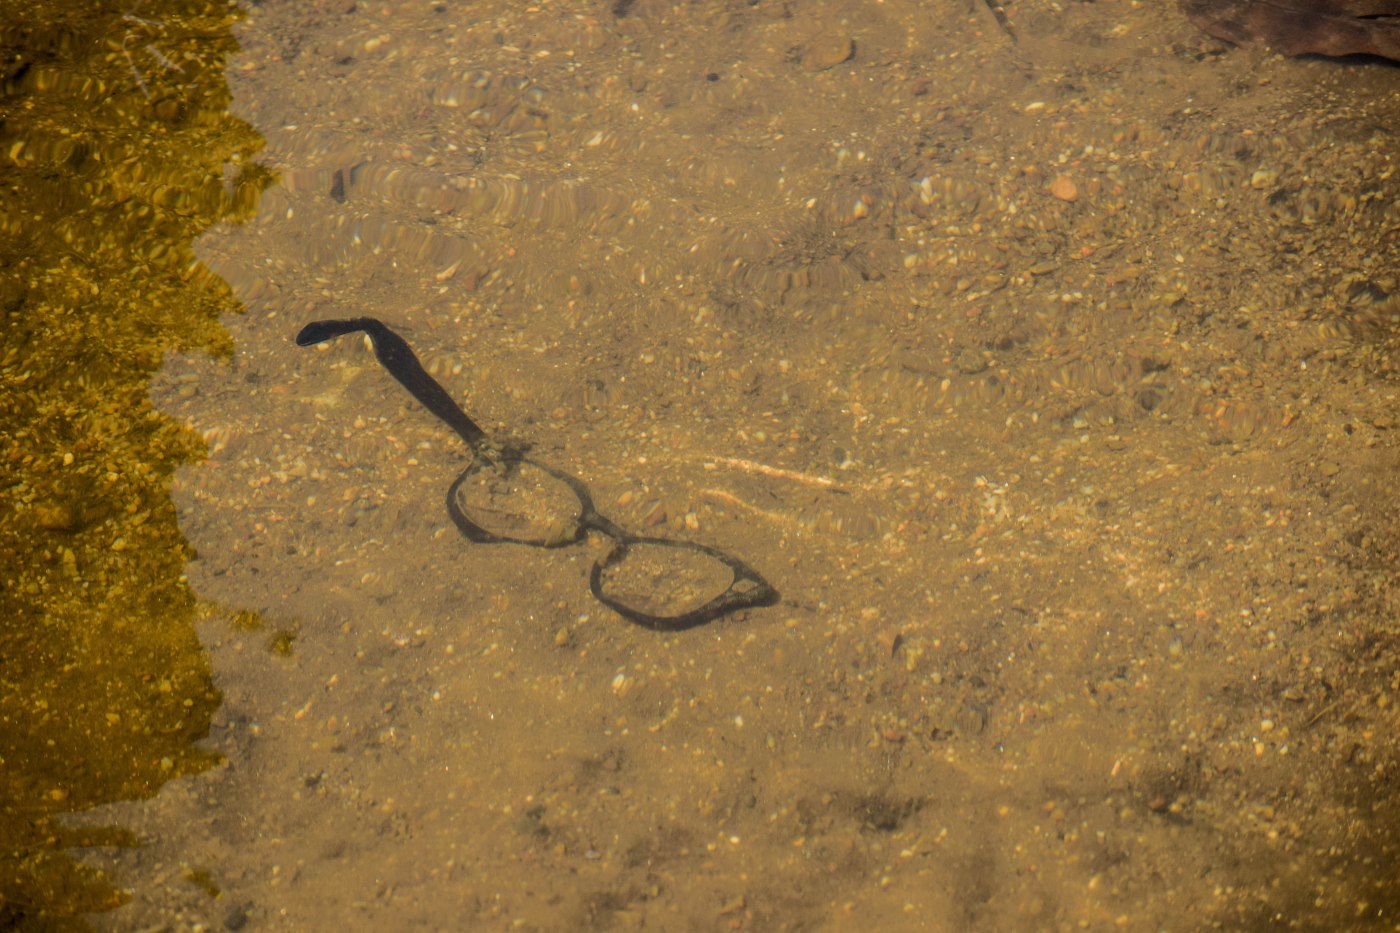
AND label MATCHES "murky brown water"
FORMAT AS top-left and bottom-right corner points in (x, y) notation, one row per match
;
(7, 0), (1400, 930)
